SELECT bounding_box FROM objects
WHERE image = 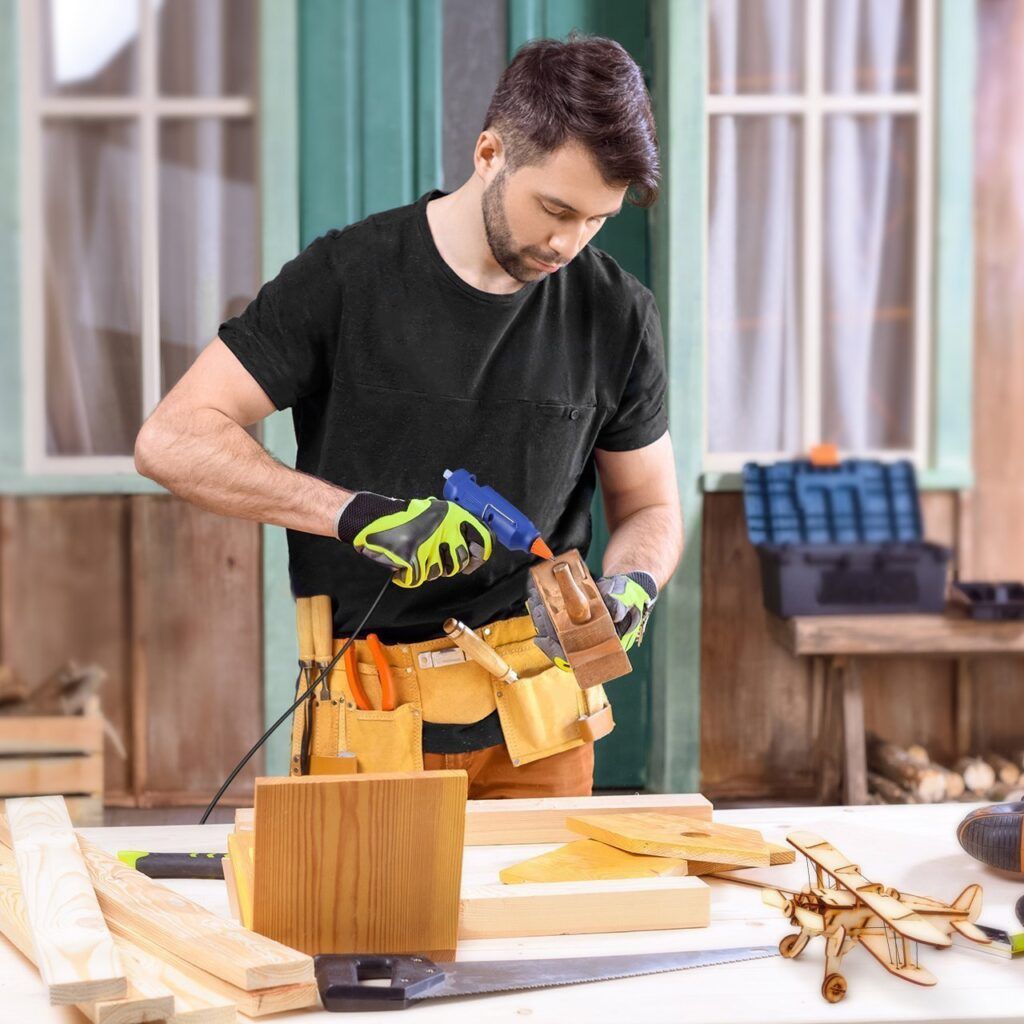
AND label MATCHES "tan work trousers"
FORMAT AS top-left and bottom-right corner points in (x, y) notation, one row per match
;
(424, 739), (595, 799)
